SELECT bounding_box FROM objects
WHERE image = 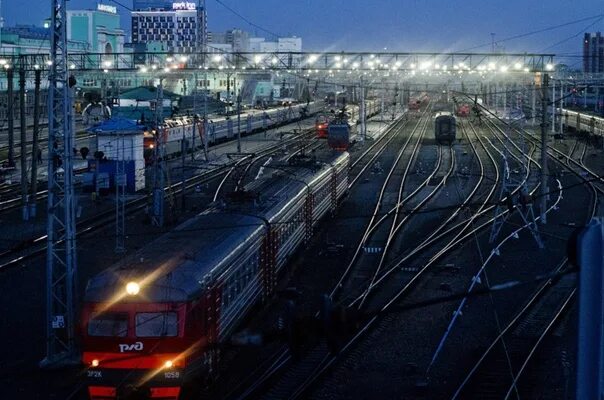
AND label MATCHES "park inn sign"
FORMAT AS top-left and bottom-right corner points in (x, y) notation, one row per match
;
(172, 1), (196, 10)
